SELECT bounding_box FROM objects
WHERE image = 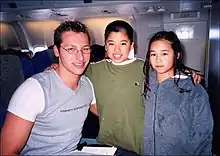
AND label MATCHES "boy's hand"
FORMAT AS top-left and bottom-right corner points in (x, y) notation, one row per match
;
(191, 70), (202, 84)
(45, 63), (58, 71)
(183, 65), (202, 84)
